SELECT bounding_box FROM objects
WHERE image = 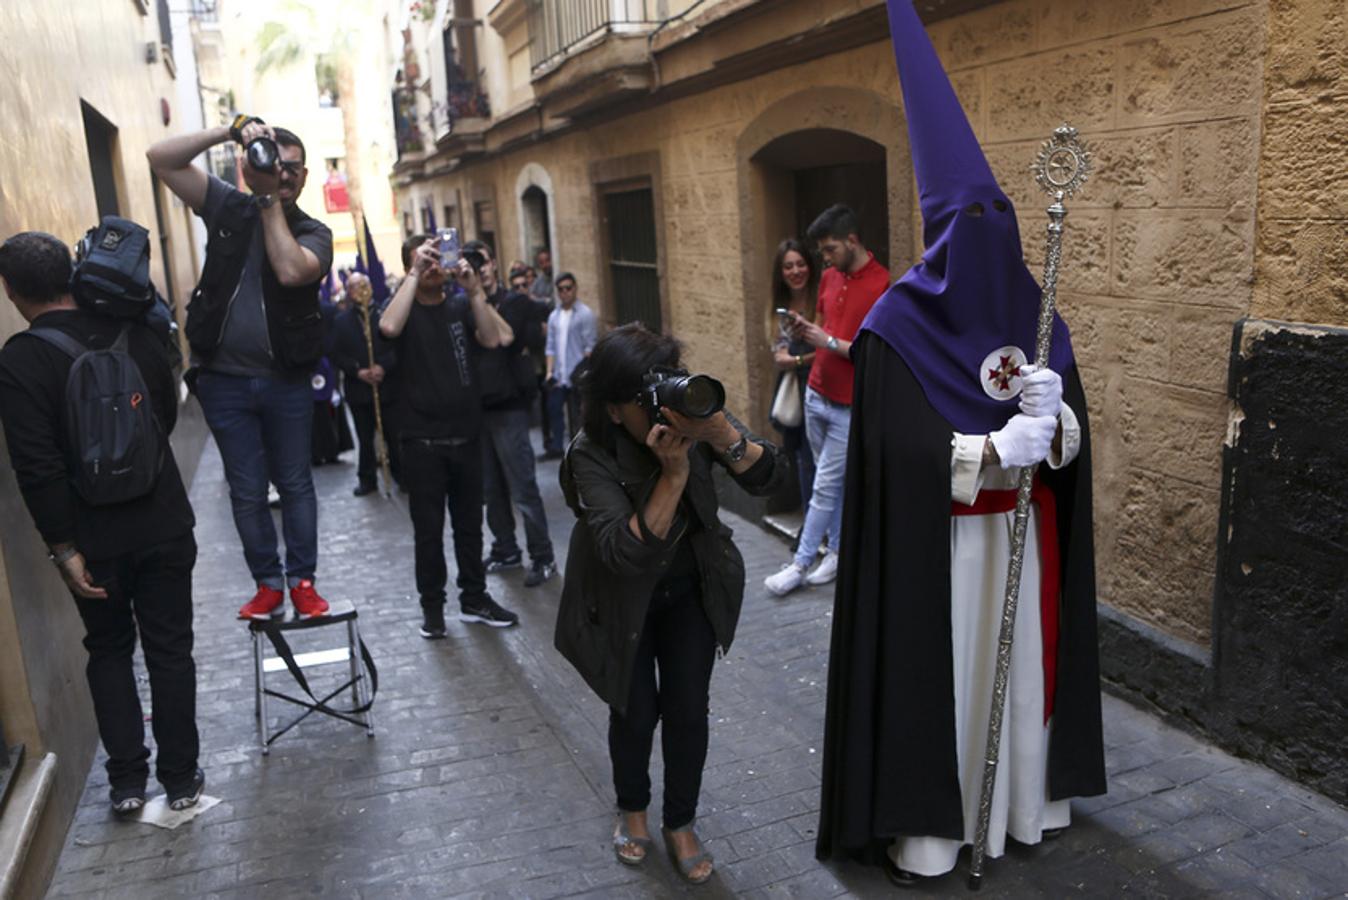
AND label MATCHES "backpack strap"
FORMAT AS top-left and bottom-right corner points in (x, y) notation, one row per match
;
(25, 327), (88, 359)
